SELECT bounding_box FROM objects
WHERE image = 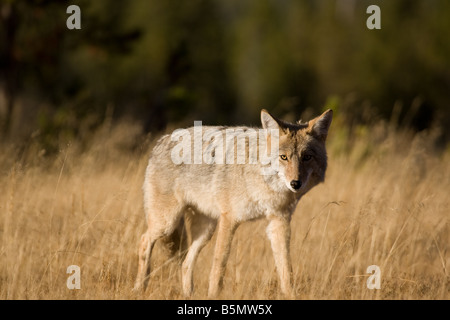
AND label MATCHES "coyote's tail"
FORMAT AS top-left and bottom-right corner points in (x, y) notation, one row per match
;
(159, 215), (189, 259)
